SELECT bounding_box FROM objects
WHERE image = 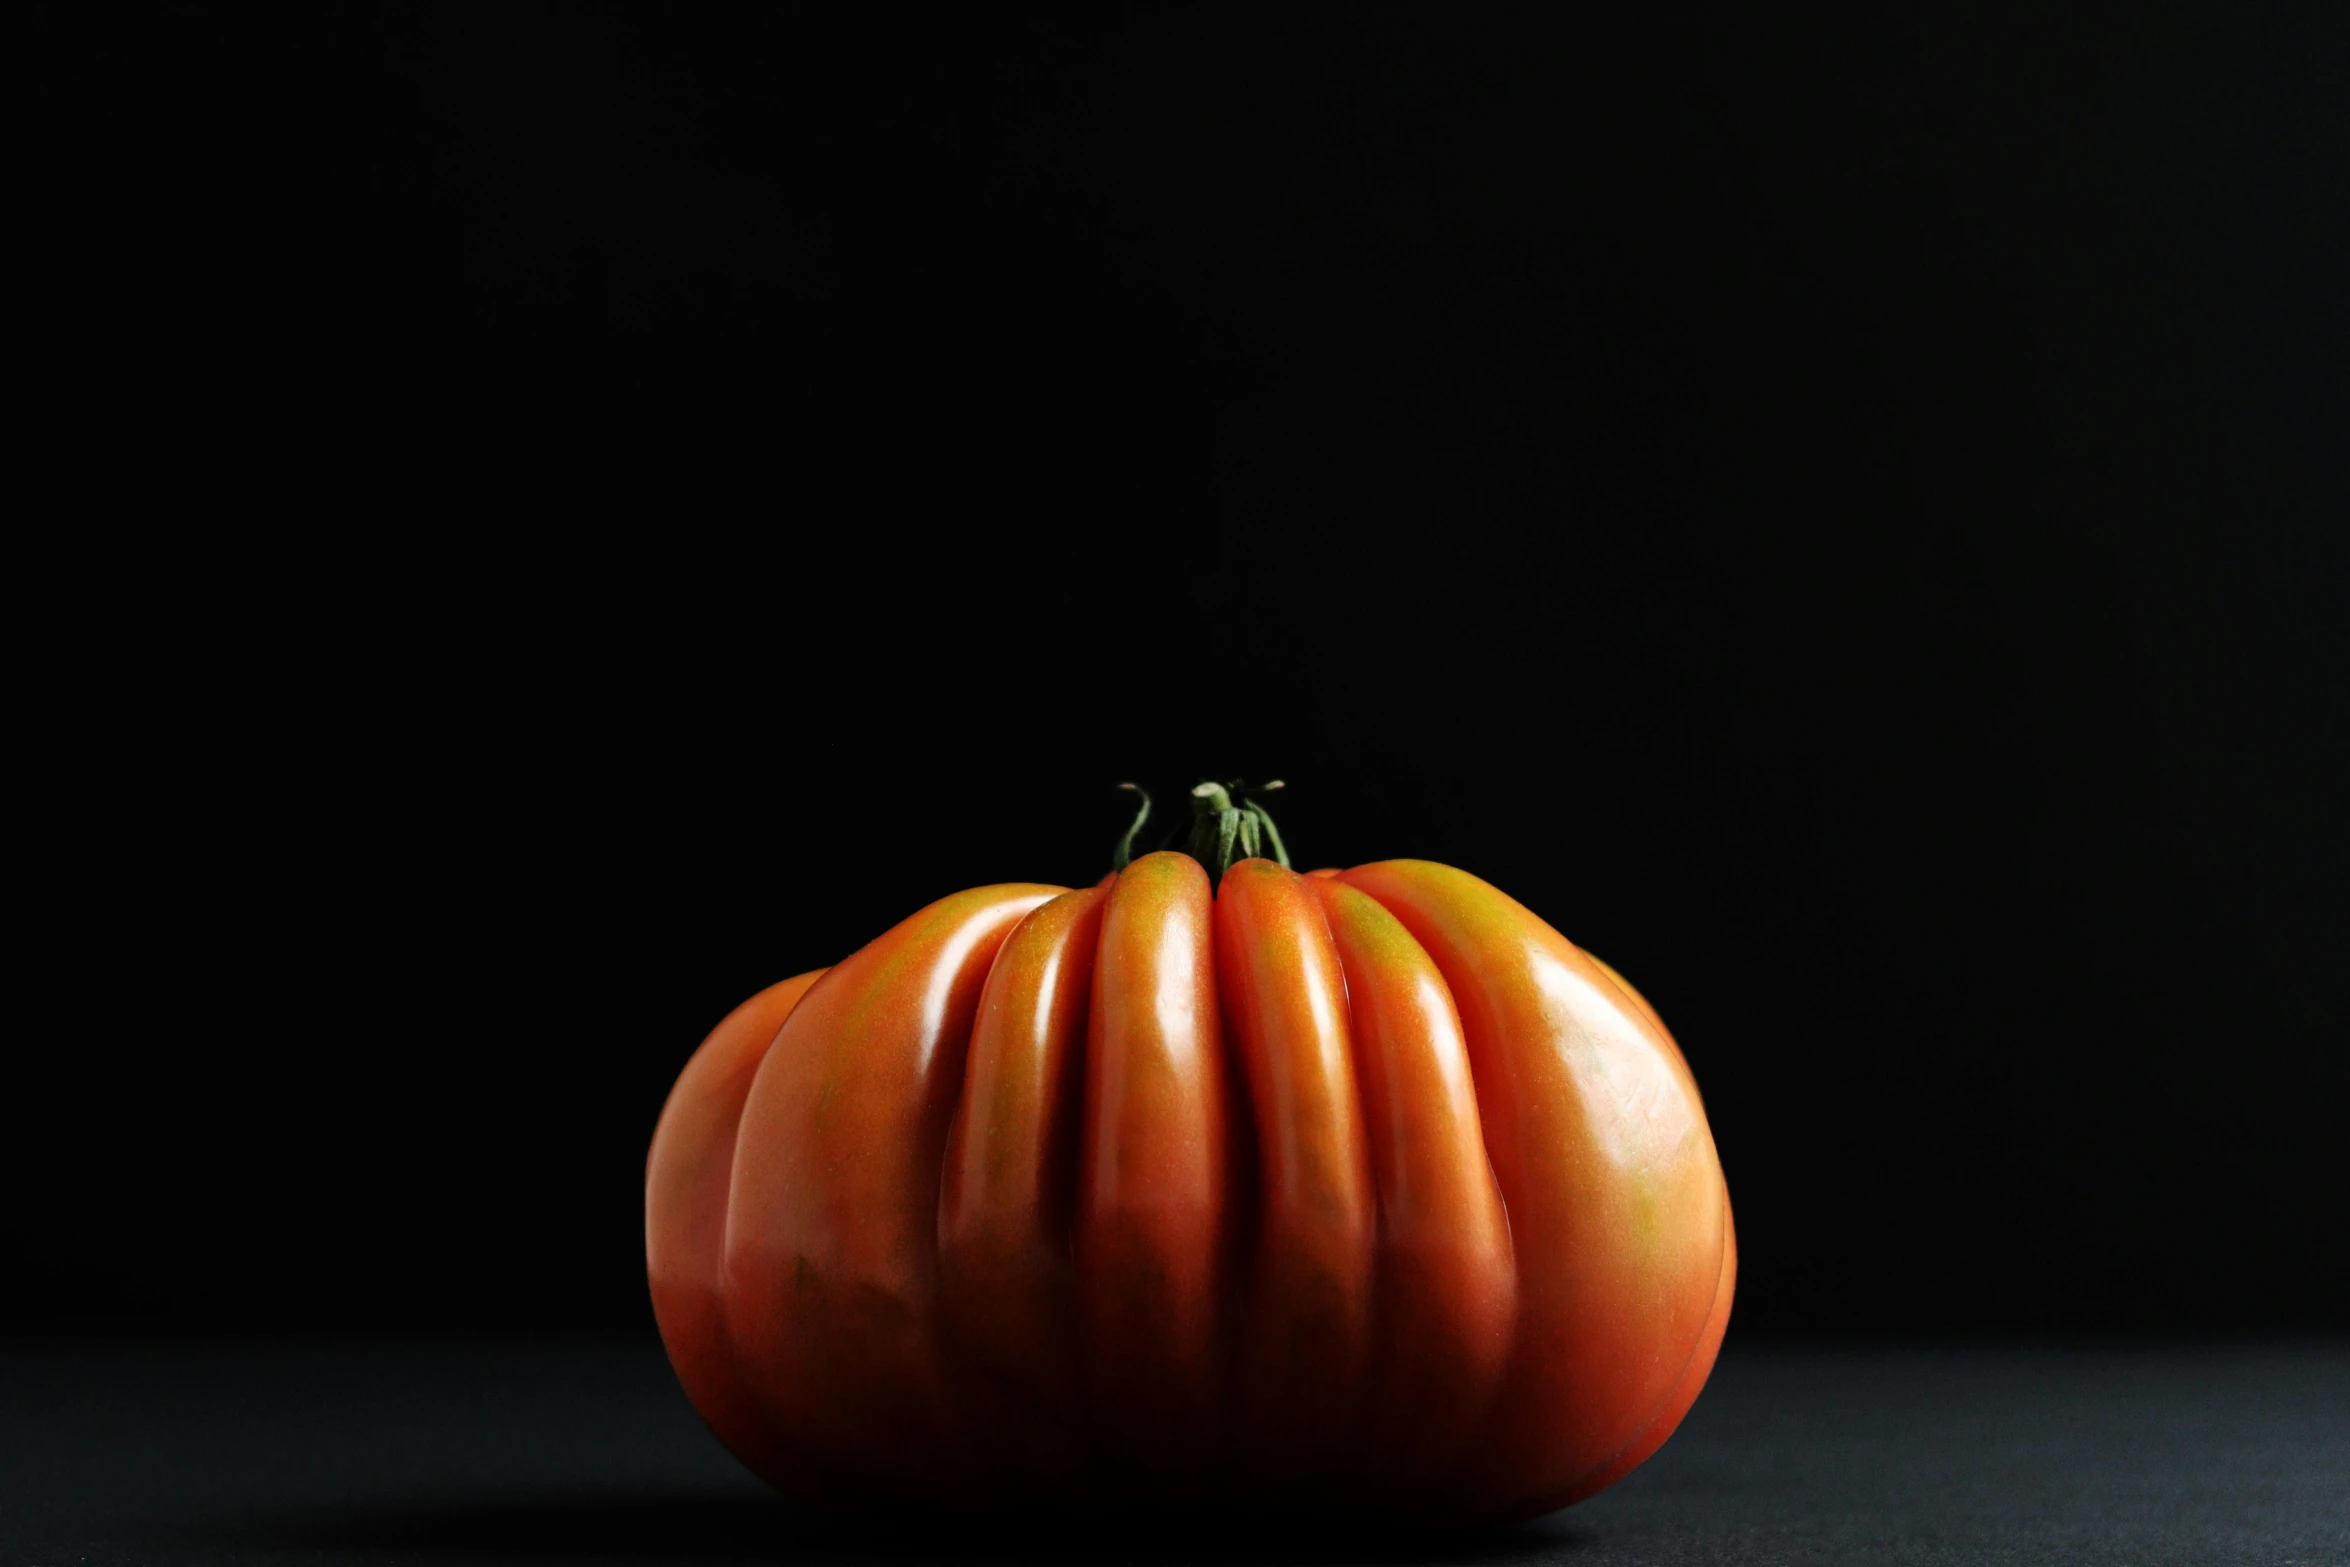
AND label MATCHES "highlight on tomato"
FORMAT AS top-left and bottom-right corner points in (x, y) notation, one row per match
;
(646, 781), (1734, 1521)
